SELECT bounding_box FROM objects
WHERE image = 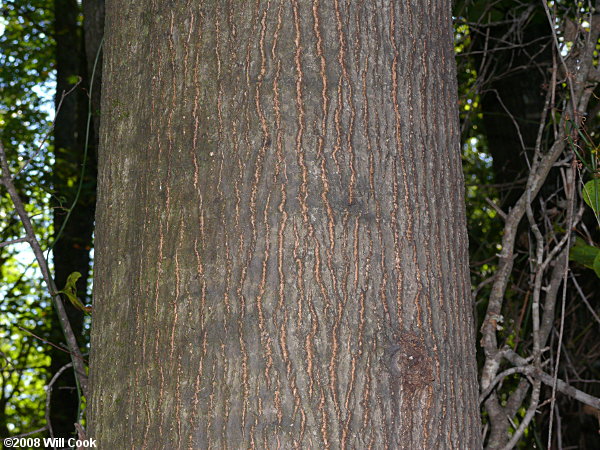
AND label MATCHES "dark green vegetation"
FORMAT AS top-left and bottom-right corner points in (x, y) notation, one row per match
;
(1, 0), (56, 437)
(457, 1), (600, 448)
(1, 0), (102, 441)
(1, 0), (599, 447)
